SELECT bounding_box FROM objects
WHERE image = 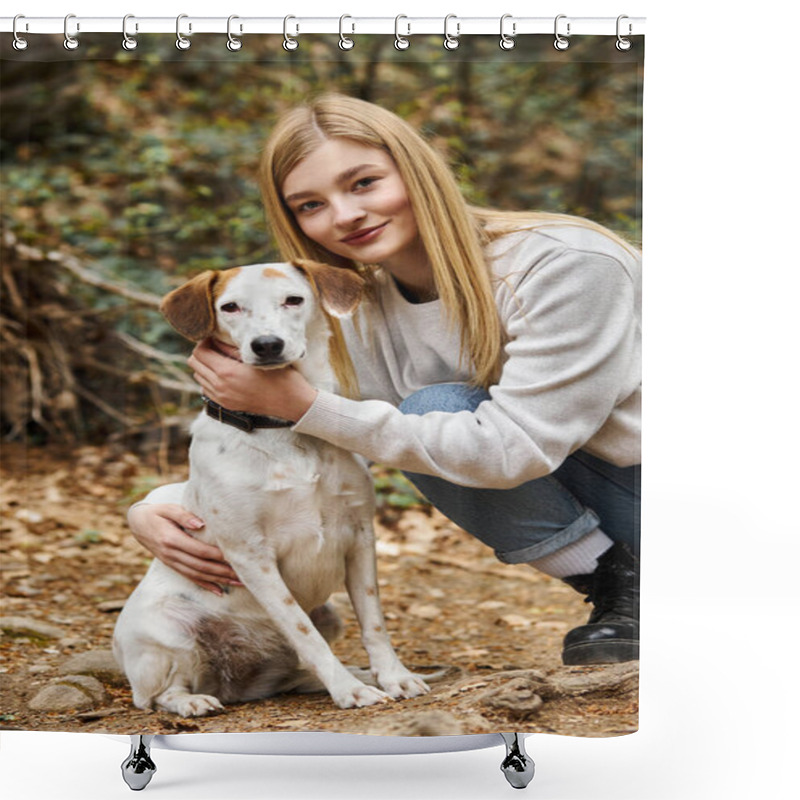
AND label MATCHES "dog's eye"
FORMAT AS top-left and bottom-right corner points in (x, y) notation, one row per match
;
(220, 302), (240, 313)
(284, 296), (305, 307)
